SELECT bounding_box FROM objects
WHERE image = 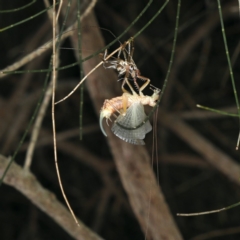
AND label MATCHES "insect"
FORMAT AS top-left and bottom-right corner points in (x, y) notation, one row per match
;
(101, 38), (150, 95)
(99, 88), (160, 144)
(111, 102), (152, 145)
